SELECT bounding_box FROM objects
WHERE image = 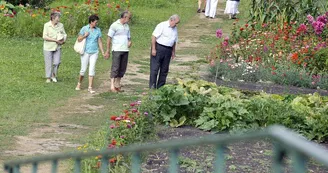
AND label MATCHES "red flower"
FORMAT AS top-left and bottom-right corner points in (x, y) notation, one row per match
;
(110, 116), (117, 120)
(116, 4), (120, 8)
(245, 24), (249, 28)
(111, 139), (117, 145)
(240, 27), (244, 31)
(109, 158), (116, 163)
(291, 53), (299, 62)
(130, 102), (136, 107)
